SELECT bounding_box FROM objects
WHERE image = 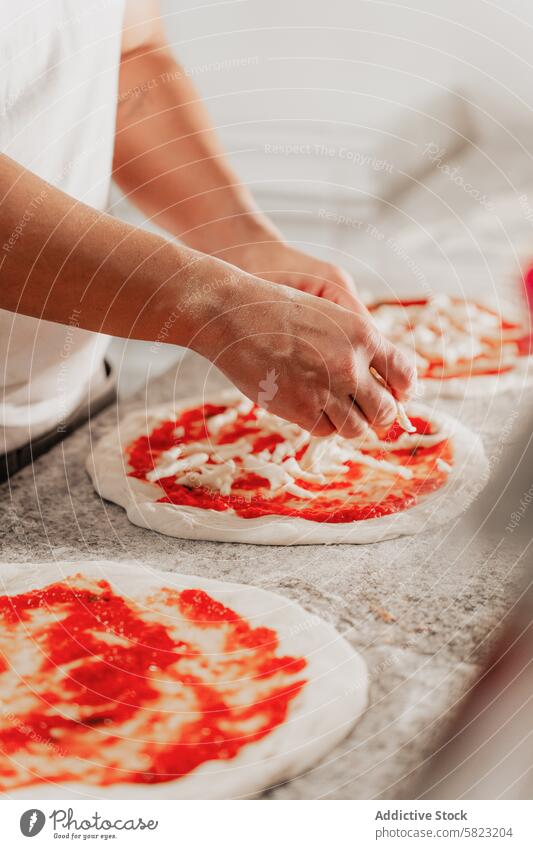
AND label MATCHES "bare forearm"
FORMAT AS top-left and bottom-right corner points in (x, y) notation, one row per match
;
(113, 41), (279, 256)
(0, 155), (415, 435)
(0, 154), (233, 347)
